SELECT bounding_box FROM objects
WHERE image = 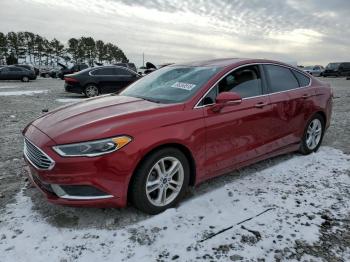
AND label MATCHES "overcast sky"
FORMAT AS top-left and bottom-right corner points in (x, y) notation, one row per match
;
(0, 0), (349, 67)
